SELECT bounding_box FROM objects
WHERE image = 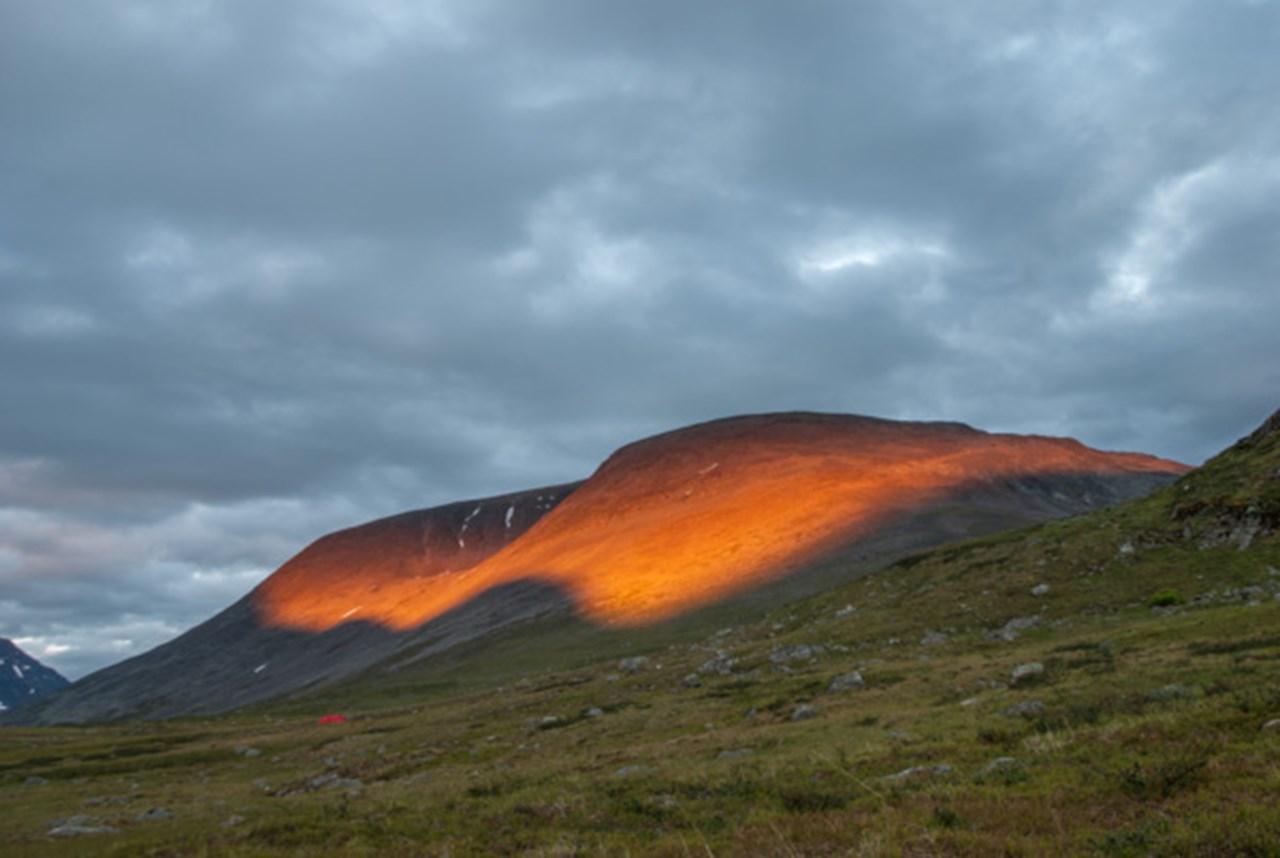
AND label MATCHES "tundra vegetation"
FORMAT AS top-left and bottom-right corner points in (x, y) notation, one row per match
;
(2, 422), (1278, 855)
